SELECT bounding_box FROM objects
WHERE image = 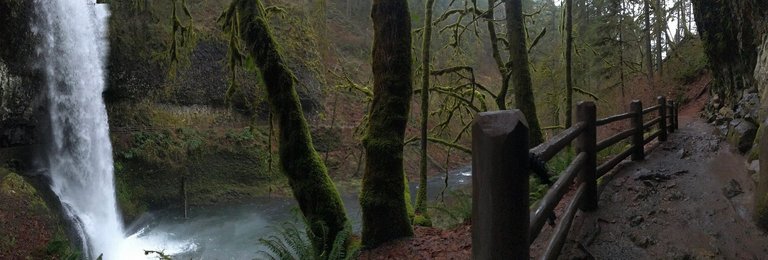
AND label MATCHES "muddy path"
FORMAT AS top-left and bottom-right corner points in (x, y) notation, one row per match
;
(558, 117), (768, 259)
